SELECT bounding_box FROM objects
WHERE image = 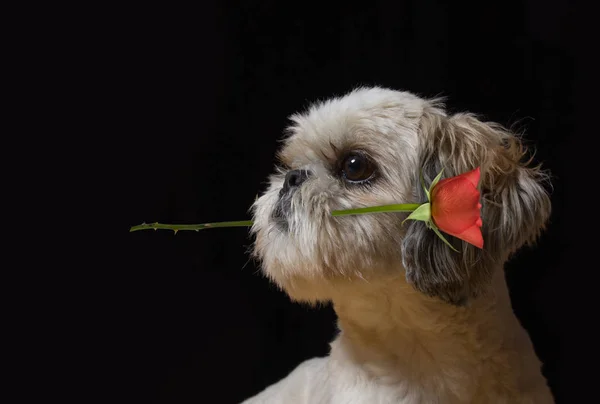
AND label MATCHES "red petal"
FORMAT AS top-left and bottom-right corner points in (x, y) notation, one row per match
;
(431, 177), (481, 234)
(432, 175), (458, 192)
(452, 225), (484, 249)
(459, 167), (481, 188)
